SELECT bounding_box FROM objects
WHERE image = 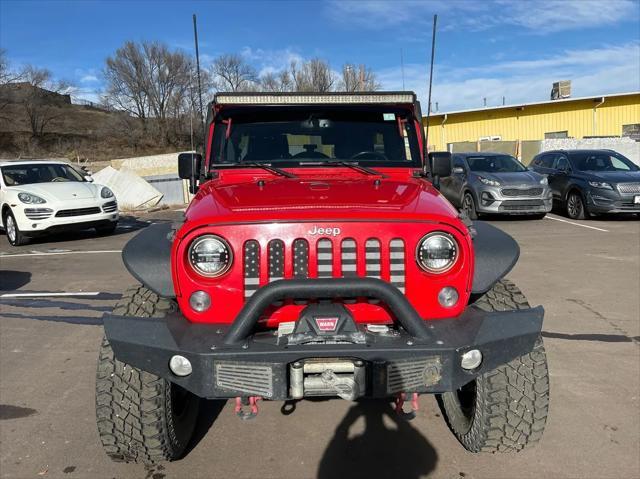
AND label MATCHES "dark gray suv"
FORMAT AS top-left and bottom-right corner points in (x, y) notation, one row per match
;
(440, 152), (552, 219)
(530, 149), (640, 219)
